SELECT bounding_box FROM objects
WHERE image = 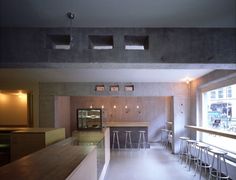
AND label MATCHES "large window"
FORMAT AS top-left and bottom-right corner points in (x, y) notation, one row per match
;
(201, 84), (236, 153)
